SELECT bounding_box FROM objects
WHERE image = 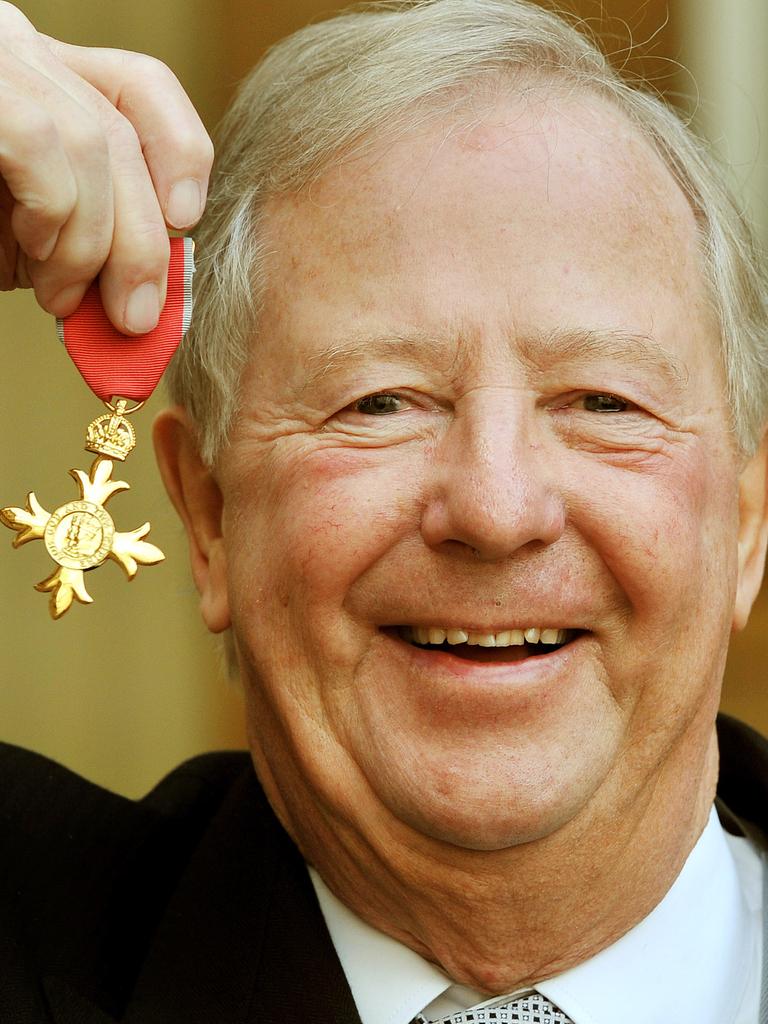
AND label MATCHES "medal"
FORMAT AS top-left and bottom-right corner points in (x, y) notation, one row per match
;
(1, 237), (194, 619)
